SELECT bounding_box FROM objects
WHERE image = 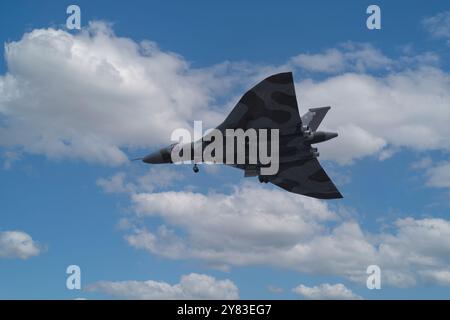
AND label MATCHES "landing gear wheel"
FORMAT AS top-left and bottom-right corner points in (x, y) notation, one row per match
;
(193, 164), (199, 173)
